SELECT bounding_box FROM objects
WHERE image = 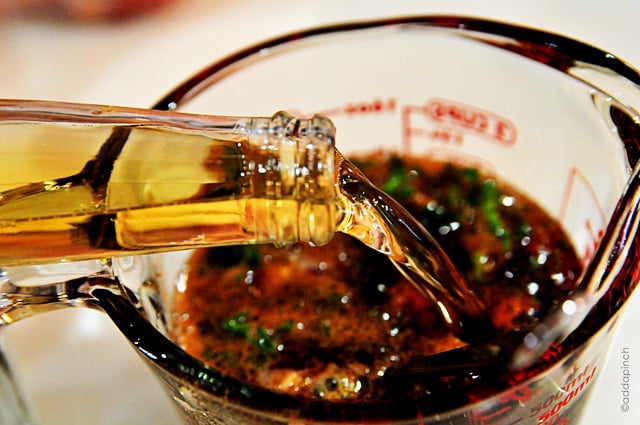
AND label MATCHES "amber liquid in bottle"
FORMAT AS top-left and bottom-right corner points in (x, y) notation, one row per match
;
(0, 104), (337, 266)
